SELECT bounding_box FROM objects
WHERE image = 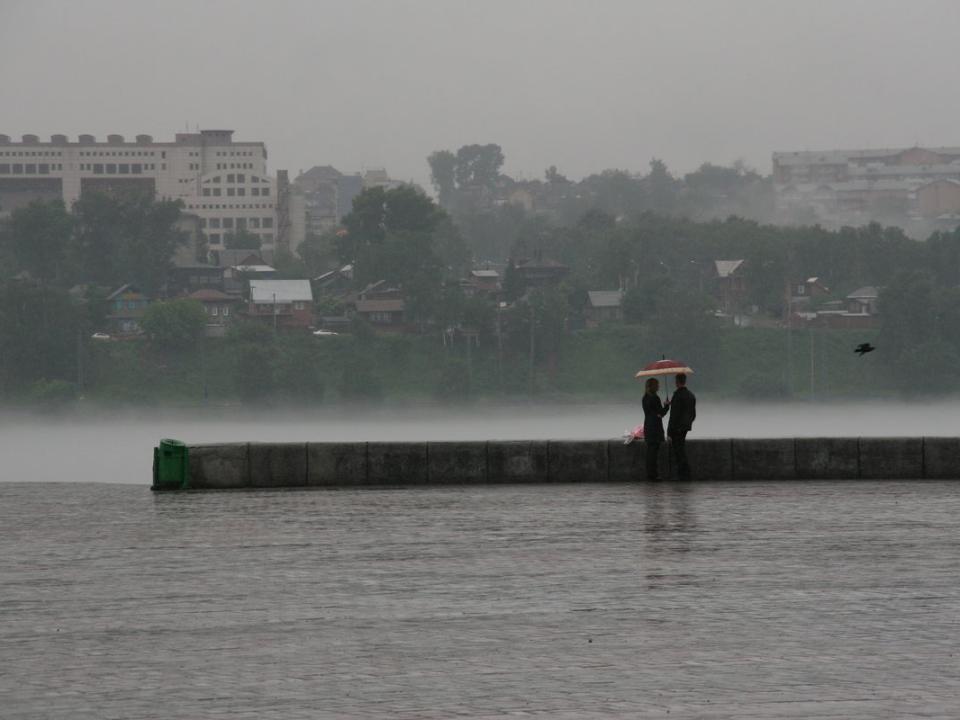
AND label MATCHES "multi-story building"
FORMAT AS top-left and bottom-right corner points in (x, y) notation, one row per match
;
(0, 129), (304, 253)
(294, 165), (364, 235)
(773, 146), (960, 230)
(293, 165), (415, 236)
